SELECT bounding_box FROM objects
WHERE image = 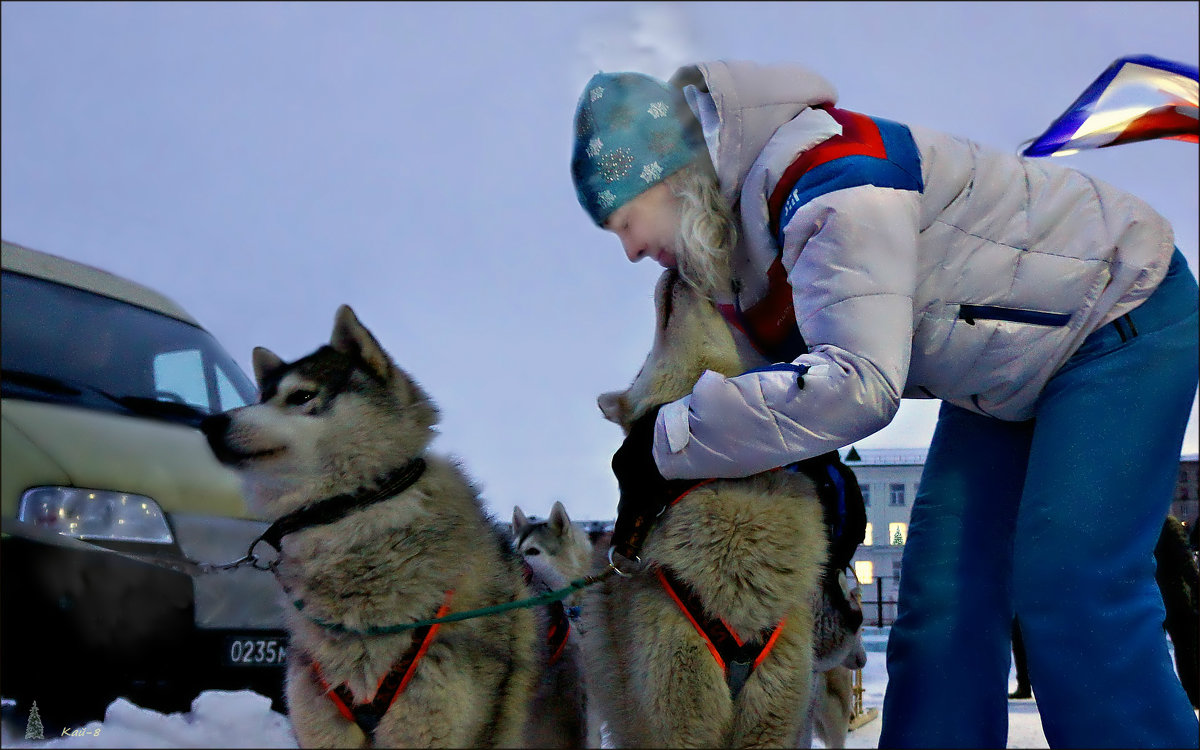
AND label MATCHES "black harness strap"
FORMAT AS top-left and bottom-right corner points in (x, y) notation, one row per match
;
(656, 567), (785, 700)
(256, 458), (426, 553)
